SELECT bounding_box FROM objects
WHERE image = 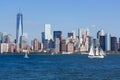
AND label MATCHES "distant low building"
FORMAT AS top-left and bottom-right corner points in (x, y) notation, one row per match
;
(0, 43), (9, 53)
(8, 43), (16, 53)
